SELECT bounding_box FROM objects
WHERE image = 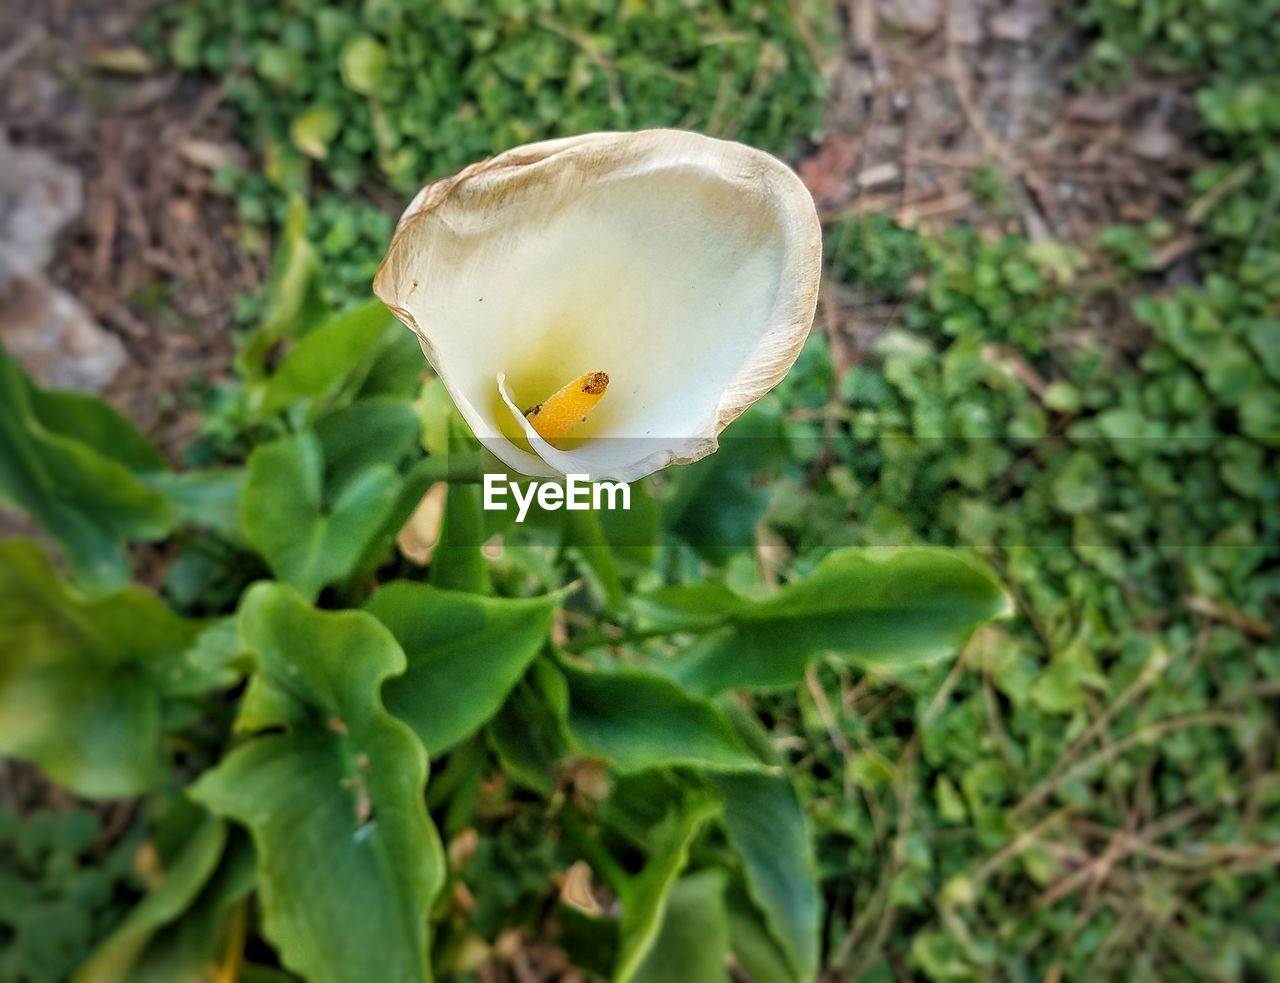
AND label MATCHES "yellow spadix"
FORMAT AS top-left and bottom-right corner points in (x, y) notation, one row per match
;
(523, 371), (609, 444)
